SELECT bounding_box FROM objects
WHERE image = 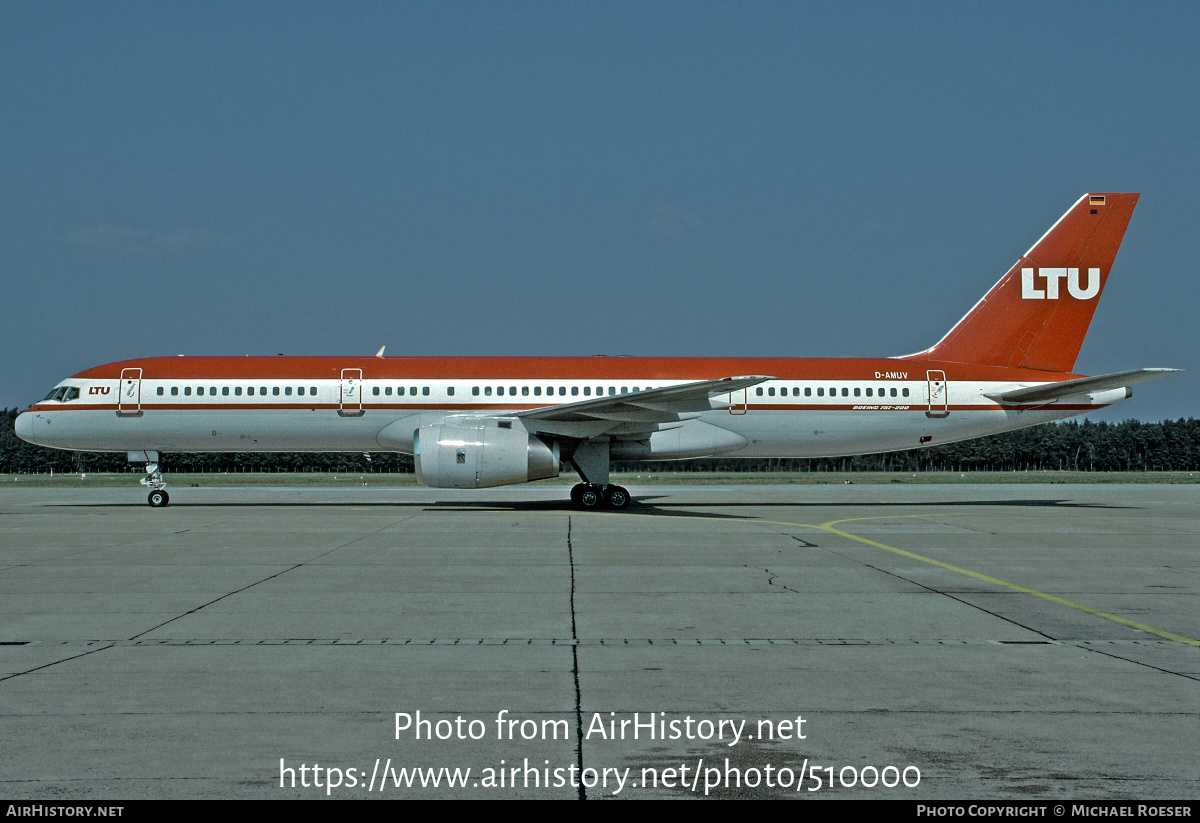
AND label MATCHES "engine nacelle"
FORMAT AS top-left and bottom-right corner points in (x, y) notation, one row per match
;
(413, 423), (560, 488)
